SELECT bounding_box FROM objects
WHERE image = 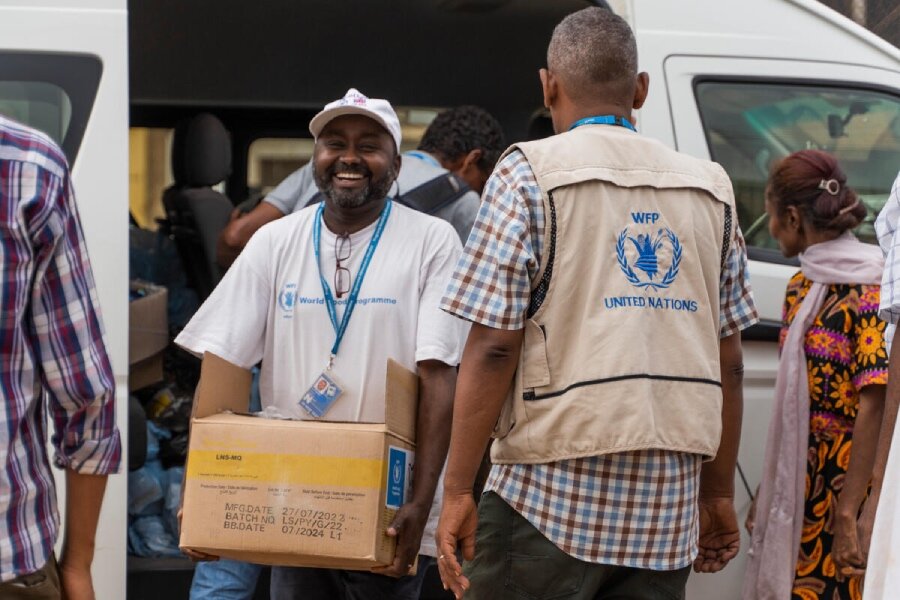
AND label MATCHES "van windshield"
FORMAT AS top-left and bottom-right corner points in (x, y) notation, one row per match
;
(695, 82), (900, 249)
